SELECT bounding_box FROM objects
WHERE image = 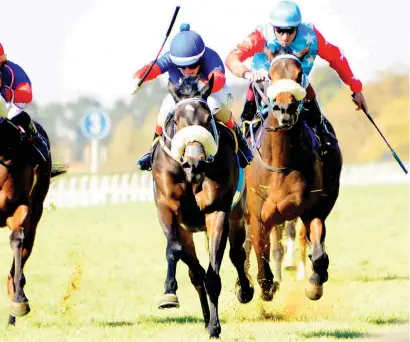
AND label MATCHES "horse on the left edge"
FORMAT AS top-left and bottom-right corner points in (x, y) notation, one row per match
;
(0, 116), (68, 325)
